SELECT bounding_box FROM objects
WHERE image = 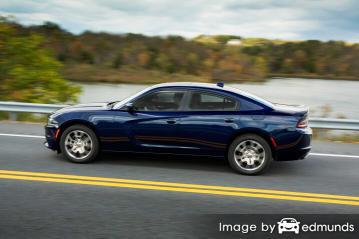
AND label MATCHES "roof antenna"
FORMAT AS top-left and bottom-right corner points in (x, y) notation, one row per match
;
(216, 82), (224, 87)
